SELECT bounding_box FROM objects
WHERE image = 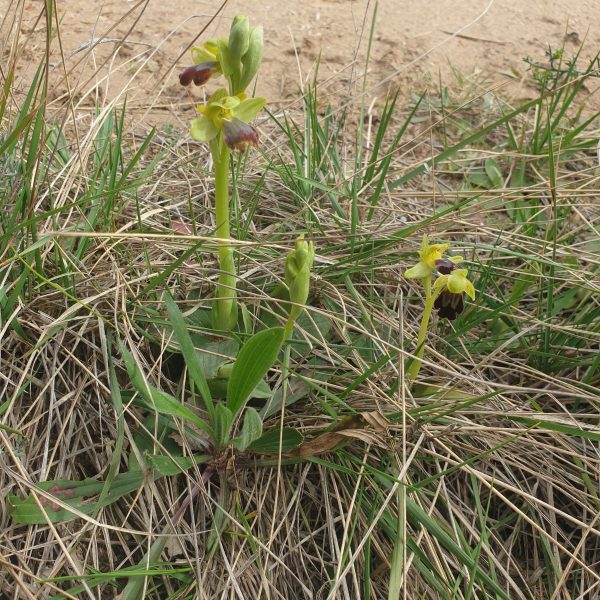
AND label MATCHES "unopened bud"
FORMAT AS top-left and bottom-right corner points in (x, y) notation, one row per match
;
(285, 235), (314, 323)
(239, 26), (263, 92)
(228, 15), (250, 64)
(217, 39), (234, 78)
